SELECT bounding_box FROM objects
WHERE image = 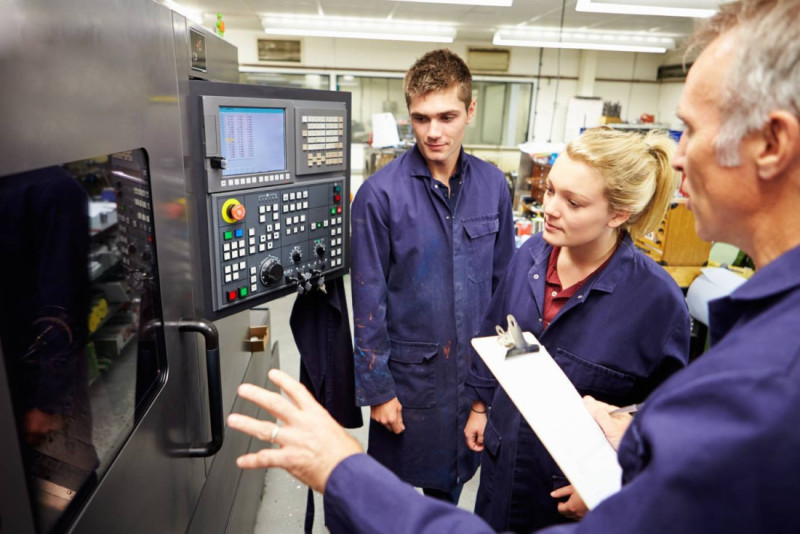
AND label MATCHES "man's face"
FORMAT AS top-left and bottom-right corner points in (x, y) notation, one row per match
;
(408, 85), (475, 172)
(673, 33), (759, 245)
